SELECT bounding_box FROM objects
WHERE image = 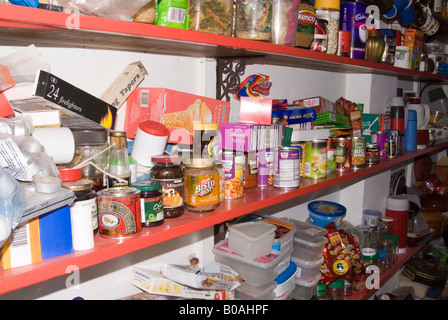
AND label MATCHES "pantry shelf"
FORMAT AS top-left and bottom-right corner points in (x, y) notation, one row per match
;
(0, 142), (446, 295)
(0, 4), (447, 83)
